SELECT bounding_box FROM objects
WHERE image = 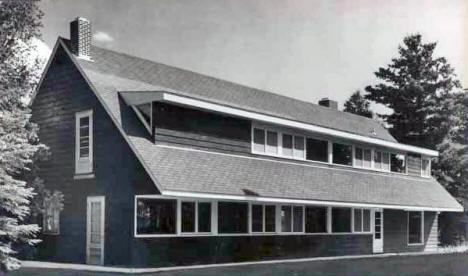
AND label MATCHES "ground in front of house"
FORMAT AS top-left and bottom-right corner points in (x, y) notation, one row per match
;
(11, 253), (468, 276)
